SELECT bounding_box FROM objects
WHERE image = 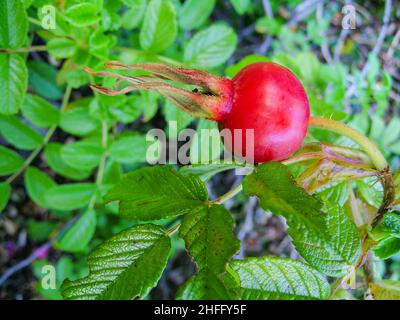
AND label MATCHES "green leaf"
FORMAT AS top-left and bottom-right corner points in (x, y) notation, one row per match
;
(272, 53), (301, 79)
(101, 0), (122, 31)
(122, 0), (143, 6)
(318, 182), (349, 207)
(178, 204), (240, 299)
(108, 134), (153, 164)
(22, 0), (32, 8)
(0, 54), (28, 114)
(180, 163), (243, 182)
(44, 143), (92, 181)
(179, 0), (215, 30)
(225, 54), (269, 78)
(382, 213), (400, 237)
(162, 100), (194, 137)
(61, 140), (103, 171)
(190, 119), (222, 164)
(390, 141), (400, 155)
(306, 18), (329, 45)
(88, 28), (109, 49)
(61, 224), (171, 299)
(256, 17), (282, 36)
(243, 163), (325, 232)
(369, 116), (385, 142)
(0, 115), (43, 150)
(177, 271), (235, 300)
(121, 0), (147, 30)
(140, 91), (159, 122)
(105, 165), (208, 220)
(47, 38), (77, 59)
(373, 236), (400, 260)
(28, 61), (63, 100)
(295, 51), (320, 84)
(95, 93), (129, 121)
(56, 209), (97, 253)
(24, 167), (57, 208)
(180, 205), (239, 275)
(21, 94), (60, 128)
(88, 29), (111, 61)
(0, 0), (28, 48)
(184, 24), (237, 68)
(243, 162), (361, 276)
(65, 3), (100, 27)
(27, 219), (57, 242)
(103, 160), (122, 186)
(373, 213), (400, 238)
(357, 177), (383, 208)
(56, 256), (77, 283)
(370, 280), (400, 300)
(348, 112), (369, 135)
(374, 72), (392, 116)
(0, 182), (11, 212)
(367, 54), (380, 85)
(290, 201), (362, 276)
(0, 146), (23, 176)
(36, 6), (71, 38)
(230, 0), (251, 15)
(229, 257), (331, 300)
(59, 107), (100, 136)
(382, 118), (400, 146)
(62, 66), (90, 89)
(140, 0), (177, 53)
(45, 183), (96, 211)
